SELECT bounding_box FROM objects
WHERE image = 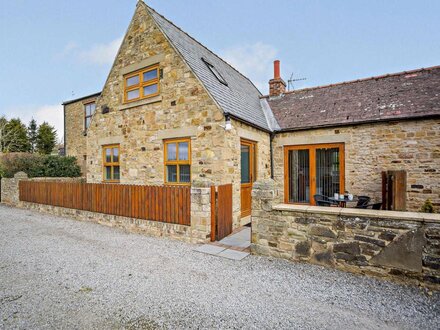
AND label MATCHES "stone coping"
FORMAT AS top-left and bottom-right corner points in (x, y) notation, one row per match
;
(272, 204), (440, 223)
